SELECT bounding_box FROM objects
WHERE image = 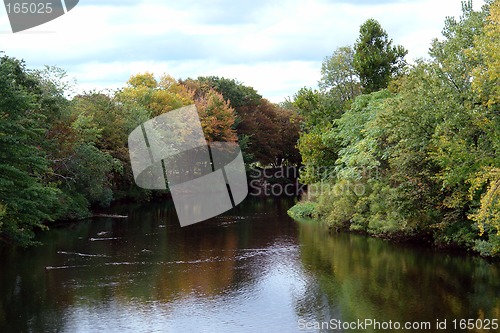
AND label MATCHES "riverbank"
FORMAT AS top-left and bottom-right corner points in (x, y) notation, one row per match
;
(287, 200), (499, 259)
(2, 196), (500, 332)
